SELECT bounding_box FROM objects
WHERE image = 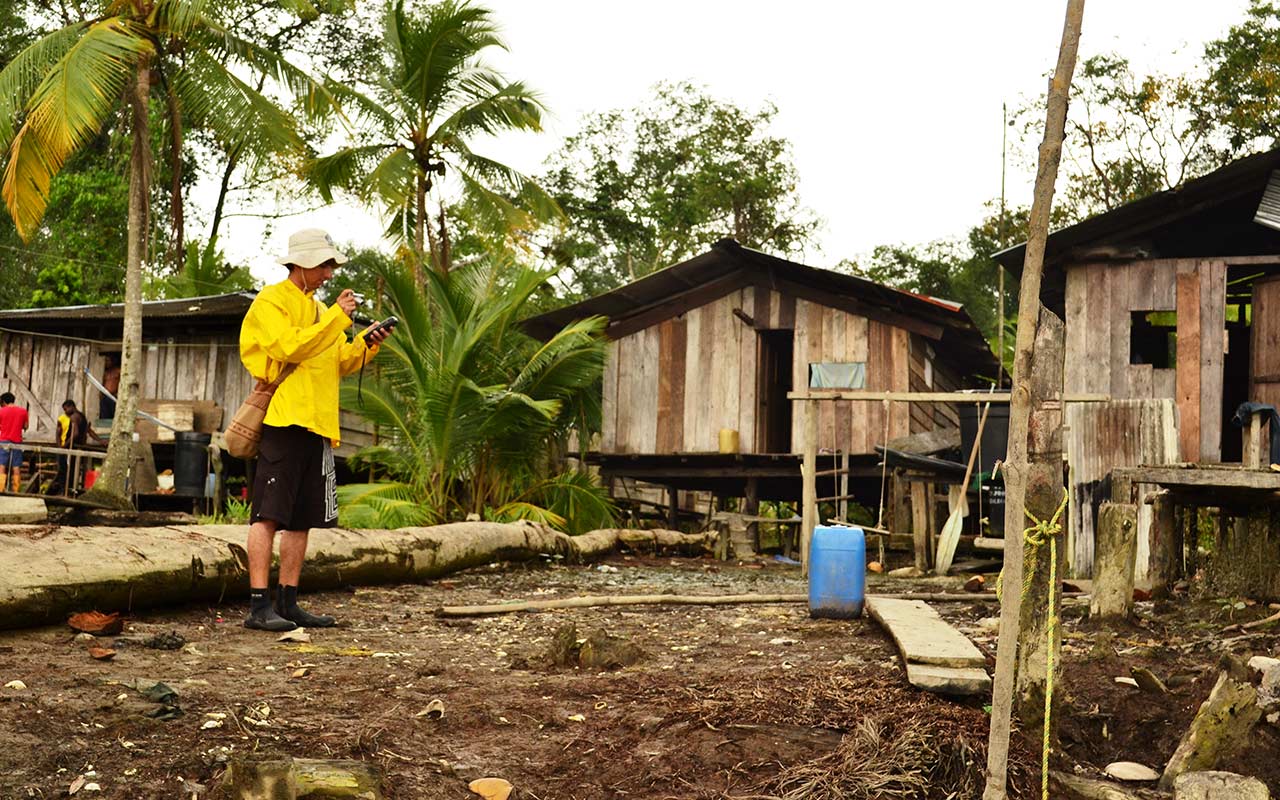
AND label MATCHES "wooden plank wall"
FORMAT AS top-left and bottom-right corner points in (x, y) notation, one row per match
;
(1063, 259), (1225, 462)
(1064, 399), (1178, 579)
(0, 331), (375, 455)
(0, 332), (96, 441)
(907, 334), (961, 434)
(603, 288), (919, 455)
